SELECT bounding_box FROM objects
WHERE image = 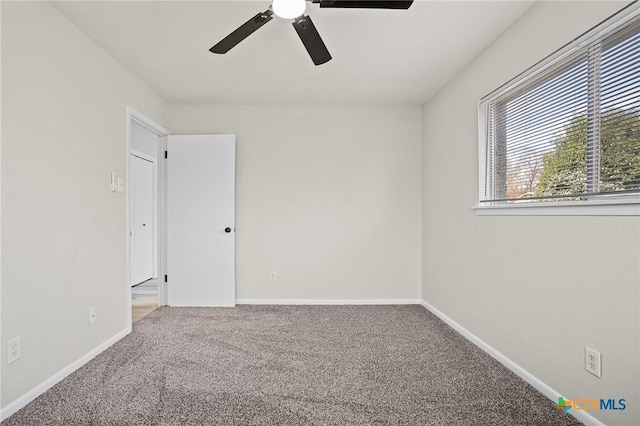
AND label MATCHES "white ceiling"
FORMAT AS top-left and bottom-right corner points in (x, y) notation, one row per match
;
(51, 0), (534, 105)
